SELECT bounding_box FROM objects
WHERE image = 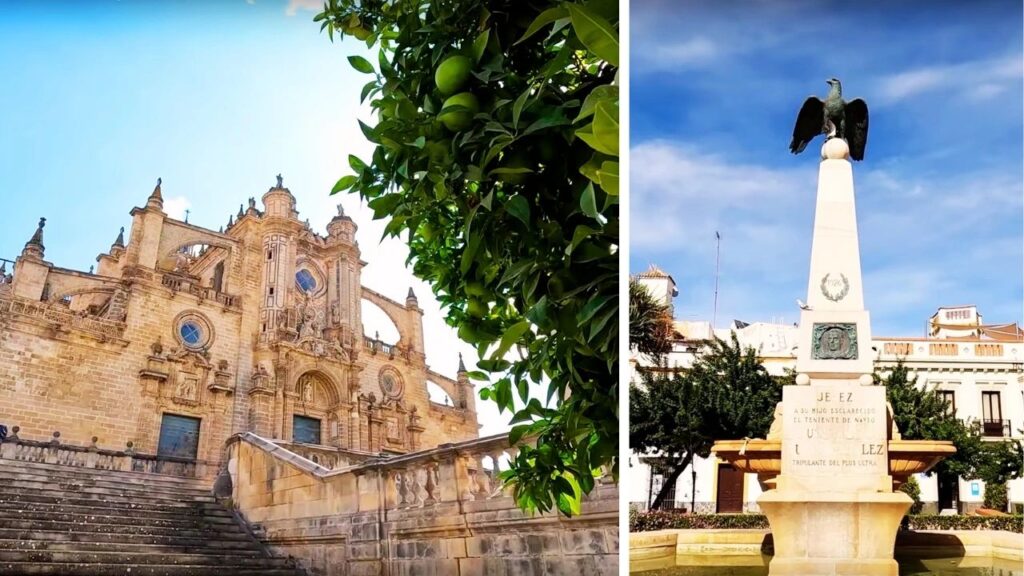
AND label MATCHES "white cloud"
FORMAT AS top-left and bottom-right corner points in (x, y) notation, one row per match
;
(285, 0), (321, 16)
(876, 54), (1023, 105)
(644, 37), (722, 70)
(163, 196), (191, 220)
